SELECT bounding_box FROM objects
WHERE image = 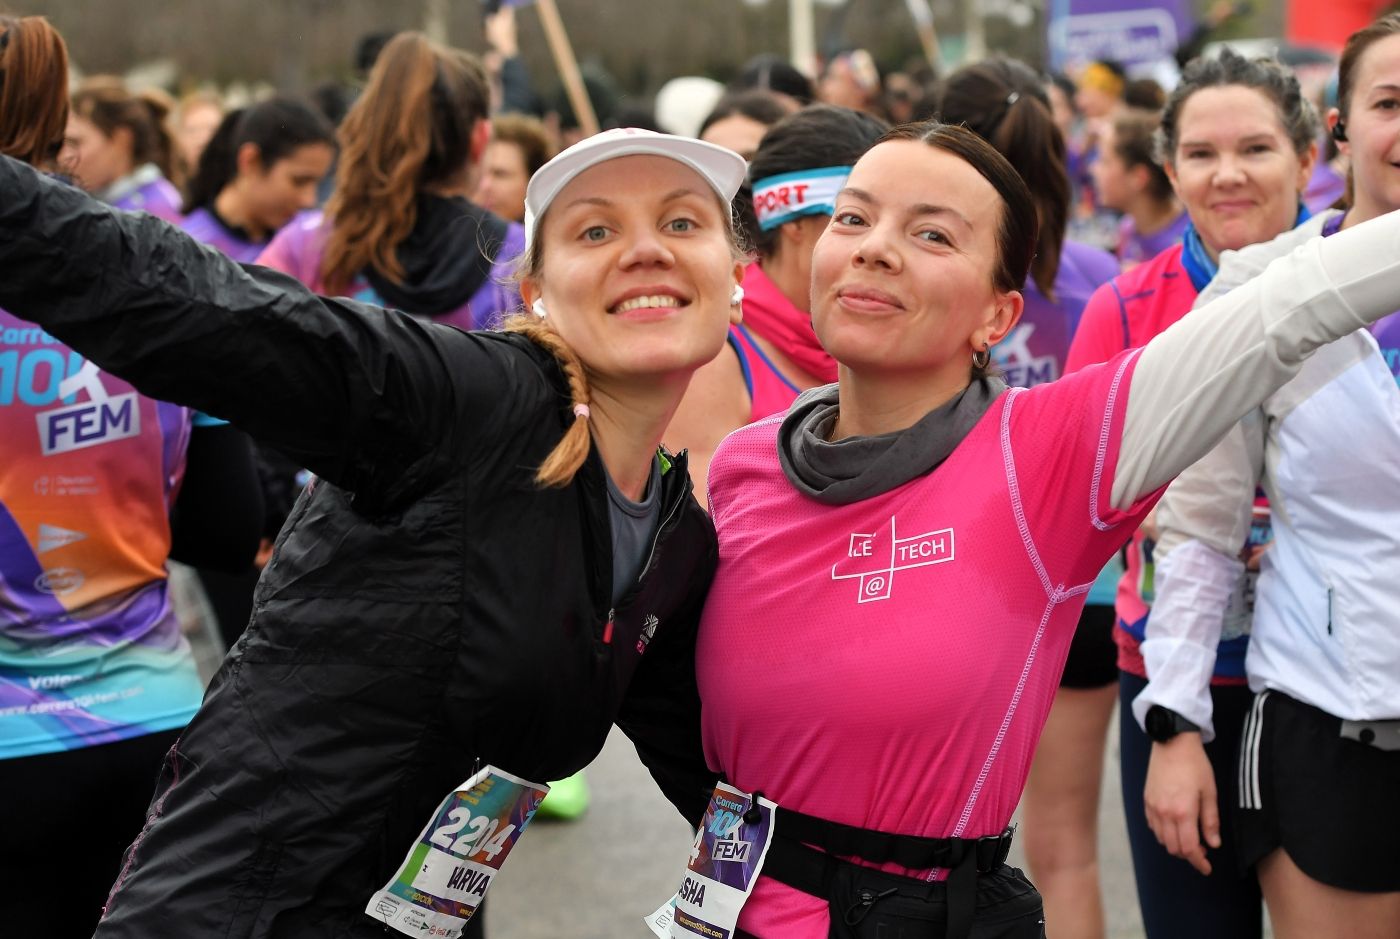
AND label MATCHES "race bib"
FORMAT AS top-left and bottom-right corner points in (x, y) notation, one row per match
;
(366, 765), (548, 938)
(646, 782), (776, 939)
